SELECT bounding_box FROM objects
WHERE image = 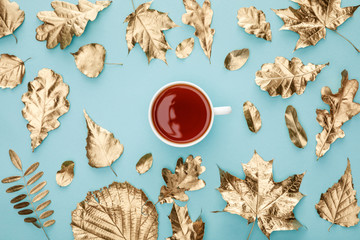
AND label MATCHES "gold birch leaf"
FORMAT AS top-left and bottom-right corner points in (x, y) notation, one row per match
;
(0, 54), (27, 89)
(0, 0), (24, 42)
(136, 153), (153, 174)
(176, 38), (194, 59)
(243, 101), (261, 133)
(217, 151), (305, 239)
(9, 149), (22, 170)
(167, 203), (205, 240)
(158, 155), (206, 204)
(182, 0), (215, 61)
(285, 105), (307, 148)
(21, 68), (70, 151)
(224, 49), (249, 71)
(237, 6), (271, 41)
(71, 181), (159, 240)
(124, 1), (178, 64)
(84, 109), (123, 176)
(255, 57), (328, 98)
(316, 70), (360, 159)
(56, 161), (74, 187)
(36, 0), (111, 49)
(316, 159), (360, 230)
